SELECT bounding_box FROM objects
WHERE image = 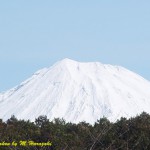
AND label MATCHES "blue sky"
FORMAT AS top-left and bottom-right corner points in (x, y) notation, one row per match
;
(0, 0), (150, 91)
